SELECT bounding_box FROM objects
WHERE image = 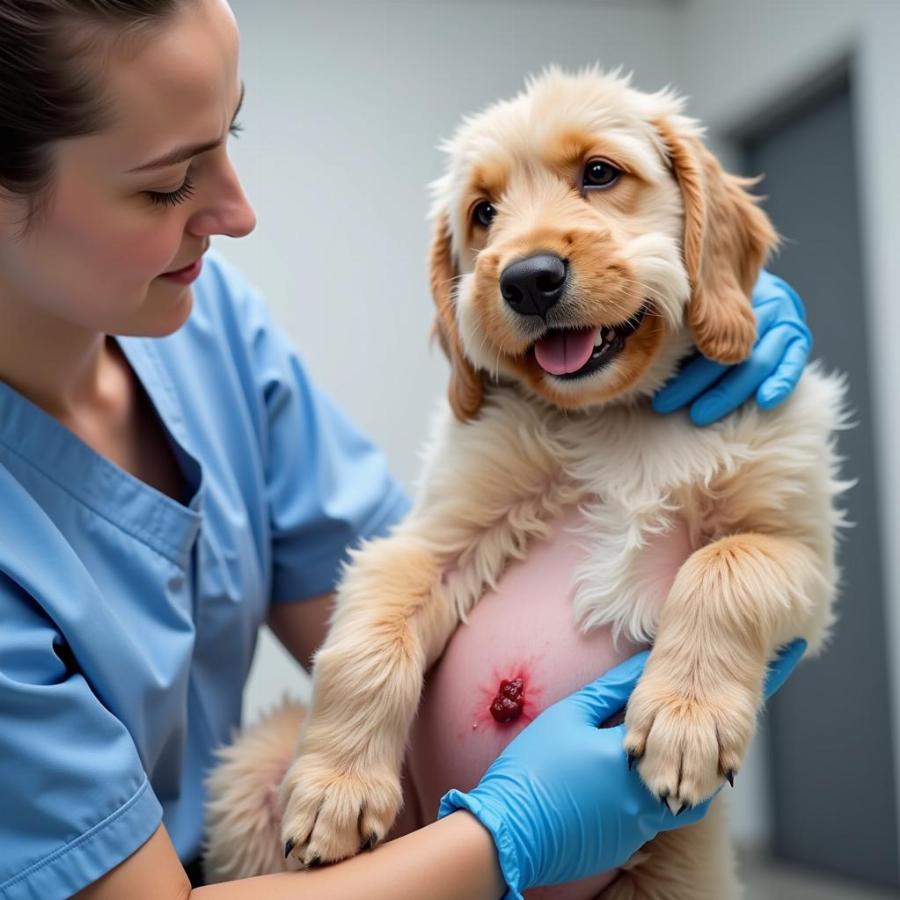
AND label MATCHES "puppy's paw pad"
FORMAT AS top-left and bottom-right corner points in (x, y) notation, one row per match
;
(624, 677), (756, 808)
(279, 757), (402, 867)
